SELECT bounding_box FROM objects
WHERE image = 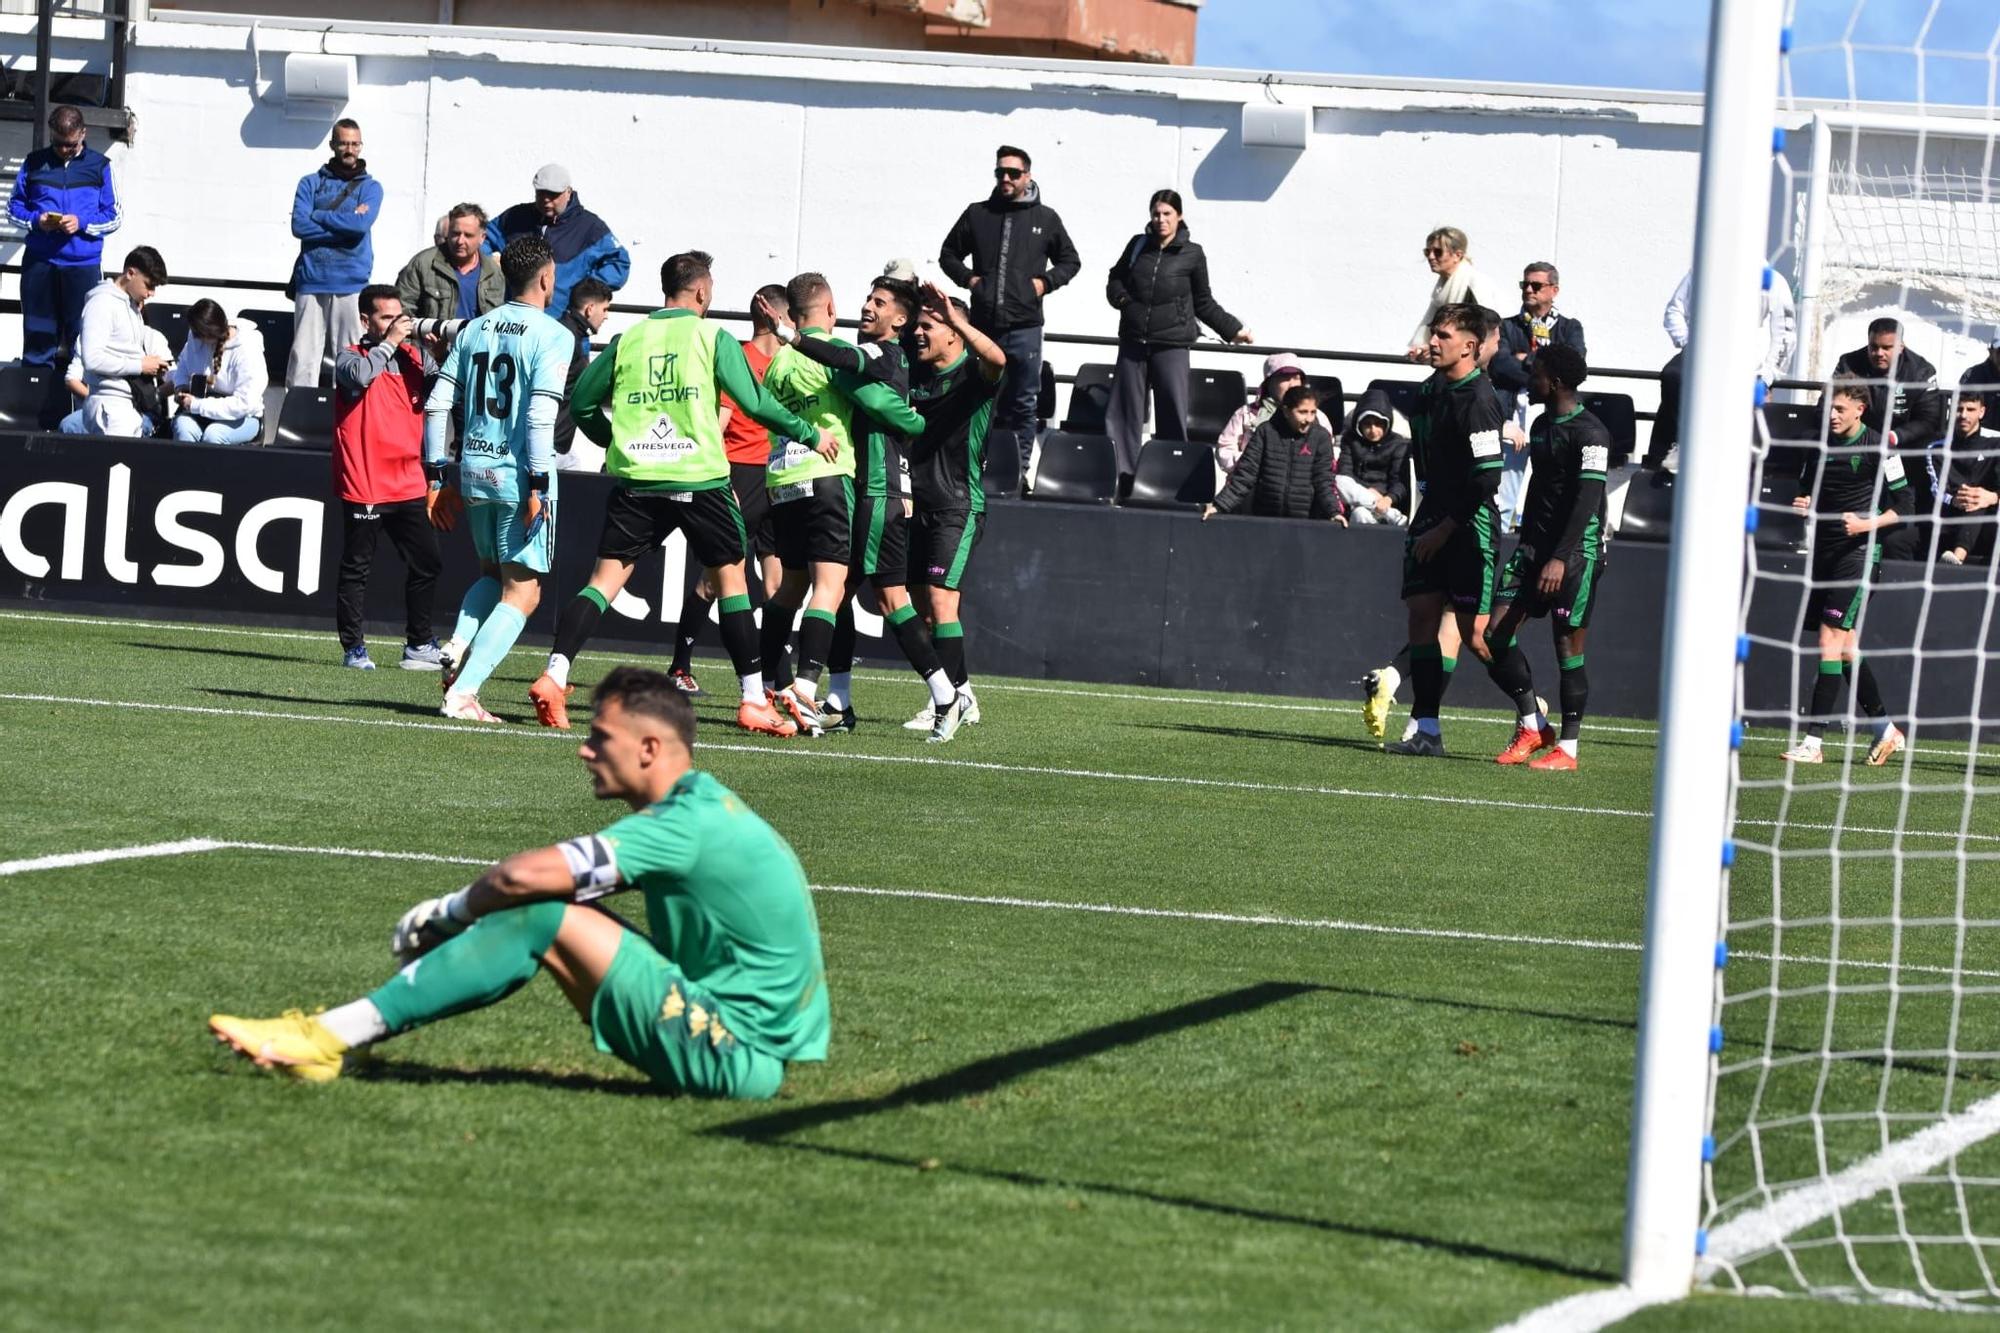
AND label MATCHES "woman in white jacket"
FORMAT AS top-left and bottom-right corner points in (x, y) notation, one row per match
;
(1405, 226), (1484, 361)
(171, 300), (268, 445)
